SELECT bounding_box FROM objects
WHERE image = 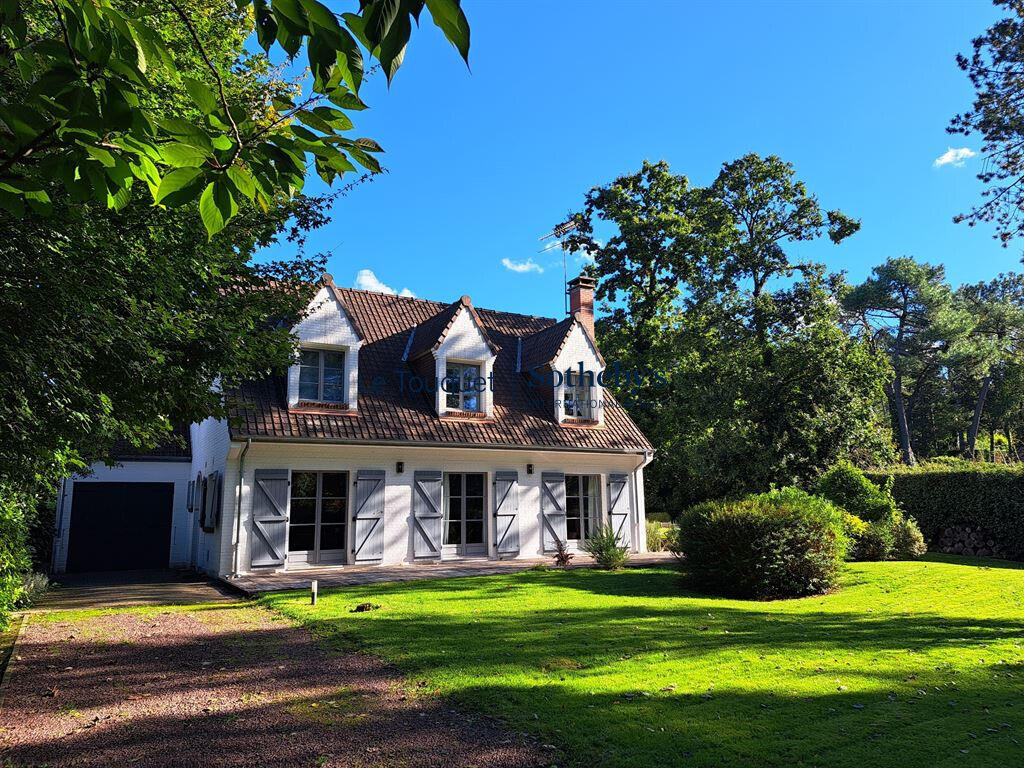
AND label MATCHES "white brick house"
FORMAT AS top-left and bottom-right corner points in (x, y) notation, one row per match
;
(52, 274), (654, 578)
